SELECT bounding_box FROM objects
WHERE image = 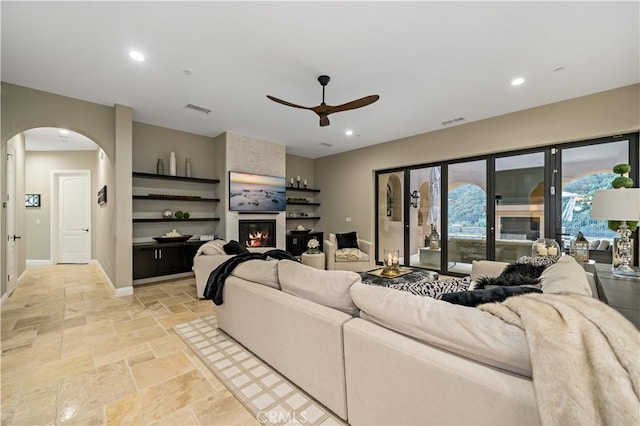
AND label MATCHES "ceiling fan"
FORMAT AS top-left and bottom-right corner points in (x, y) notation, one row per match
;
(267, 75), (379, 127)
